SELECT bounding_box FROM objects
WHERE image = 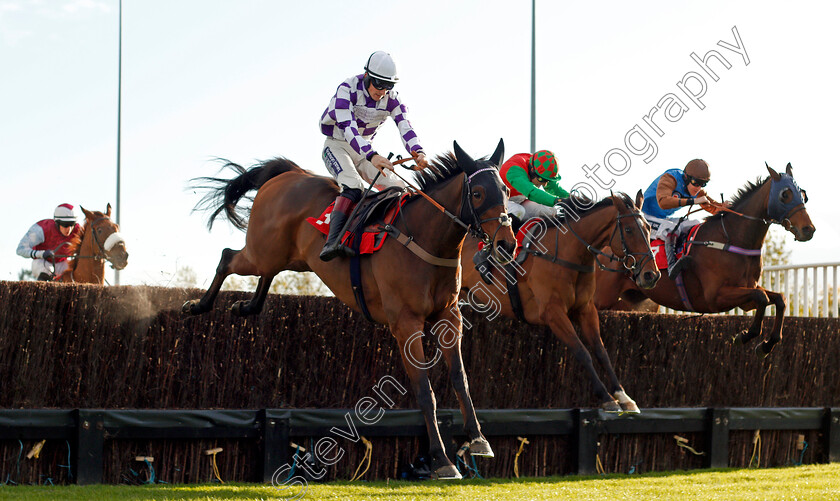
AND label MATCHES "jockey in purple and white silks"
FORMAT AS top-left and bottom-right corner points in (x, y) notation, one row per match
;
(318, 50), (429, 261)
(17, 203), (82, 280)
